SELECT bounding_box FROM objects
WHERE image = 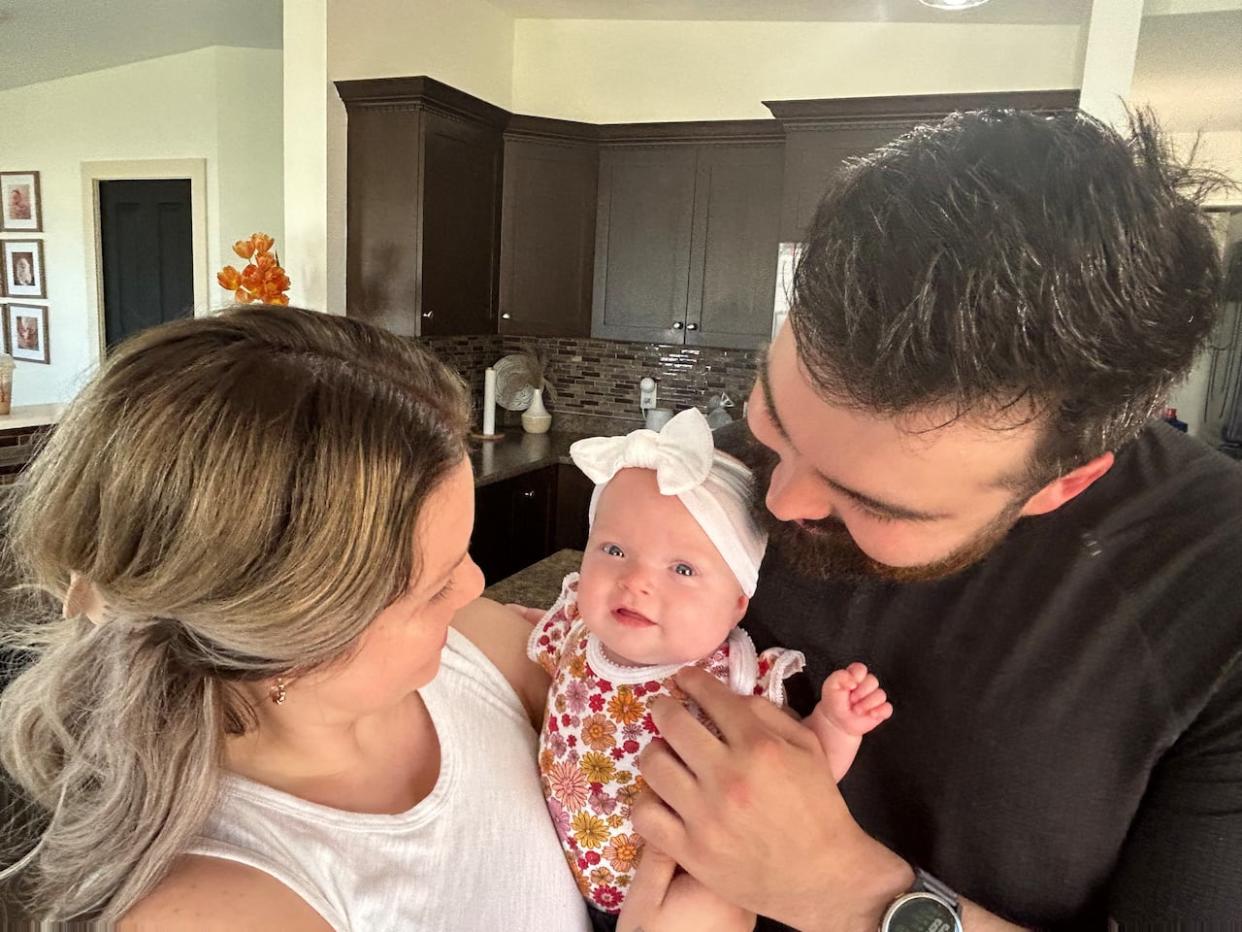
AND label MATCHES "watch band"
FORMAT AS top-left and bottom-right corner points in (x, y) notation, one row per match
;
(911, 867), (961, 913)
